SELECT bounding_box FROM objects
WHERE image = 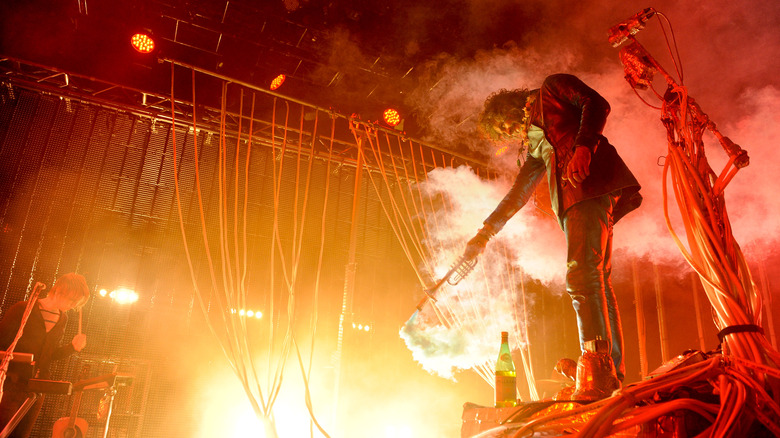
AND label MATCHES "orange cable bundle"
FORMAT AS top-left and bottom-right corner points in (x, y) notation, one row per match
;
(505, 10), (780, 437)
(169, 64), (336, 437)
